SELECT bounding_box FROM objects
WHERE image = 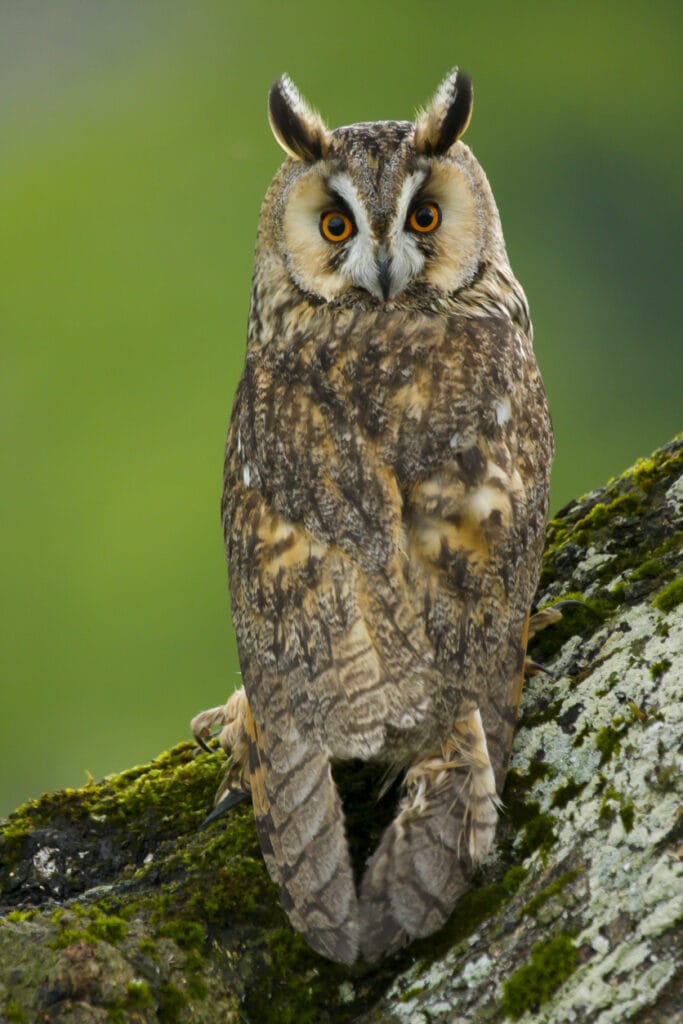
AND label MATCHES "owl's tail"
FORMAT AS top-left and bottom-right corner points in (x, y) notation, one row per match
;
(245, 698), (361, 964)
